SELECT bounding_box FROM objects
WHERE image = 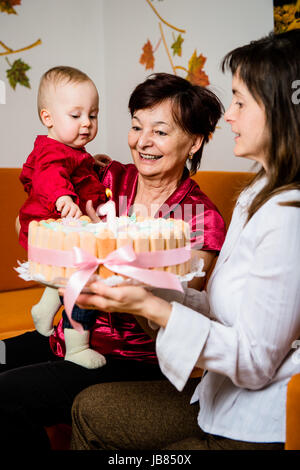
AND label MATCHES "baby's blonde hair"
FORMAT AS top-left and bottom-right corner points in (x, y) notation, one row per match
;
(37, 66), (92, 121)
